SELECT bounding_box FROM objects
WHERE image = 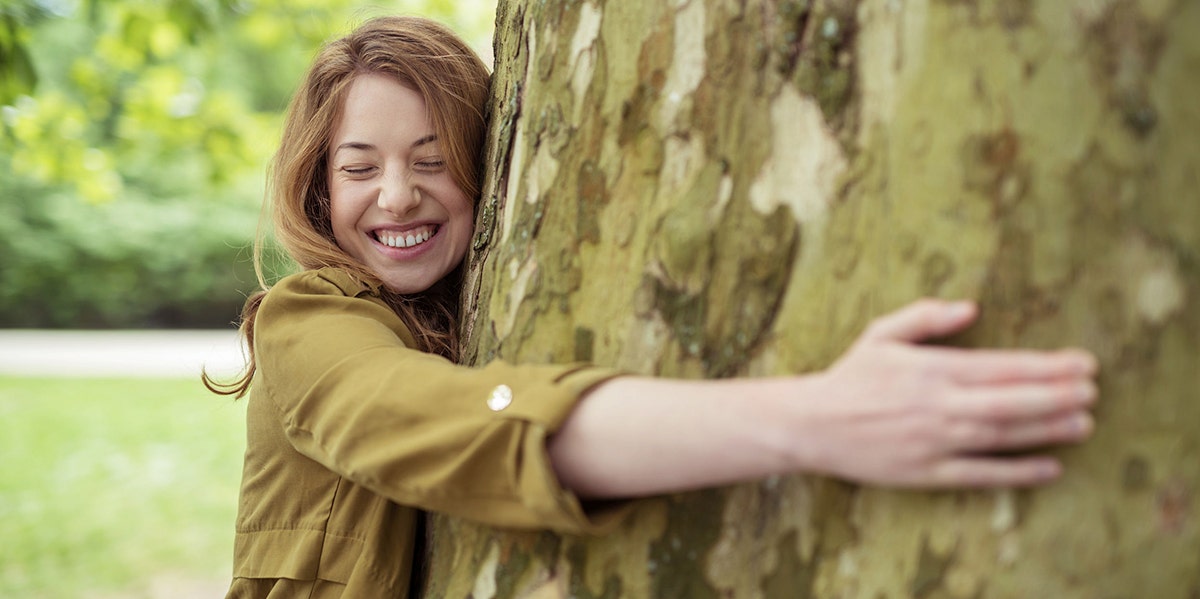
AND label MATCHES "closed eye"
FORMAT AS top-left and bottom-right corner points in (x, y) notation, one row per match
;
(415, 160), (445, 171)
